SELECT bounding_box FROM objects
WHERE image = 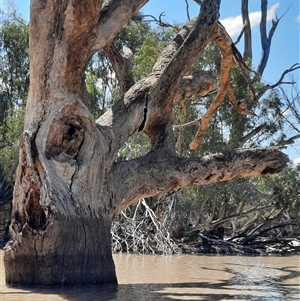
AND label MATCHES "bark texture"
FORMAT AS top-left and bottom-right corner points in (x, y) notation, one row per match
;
(4, 0), (288, 287)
